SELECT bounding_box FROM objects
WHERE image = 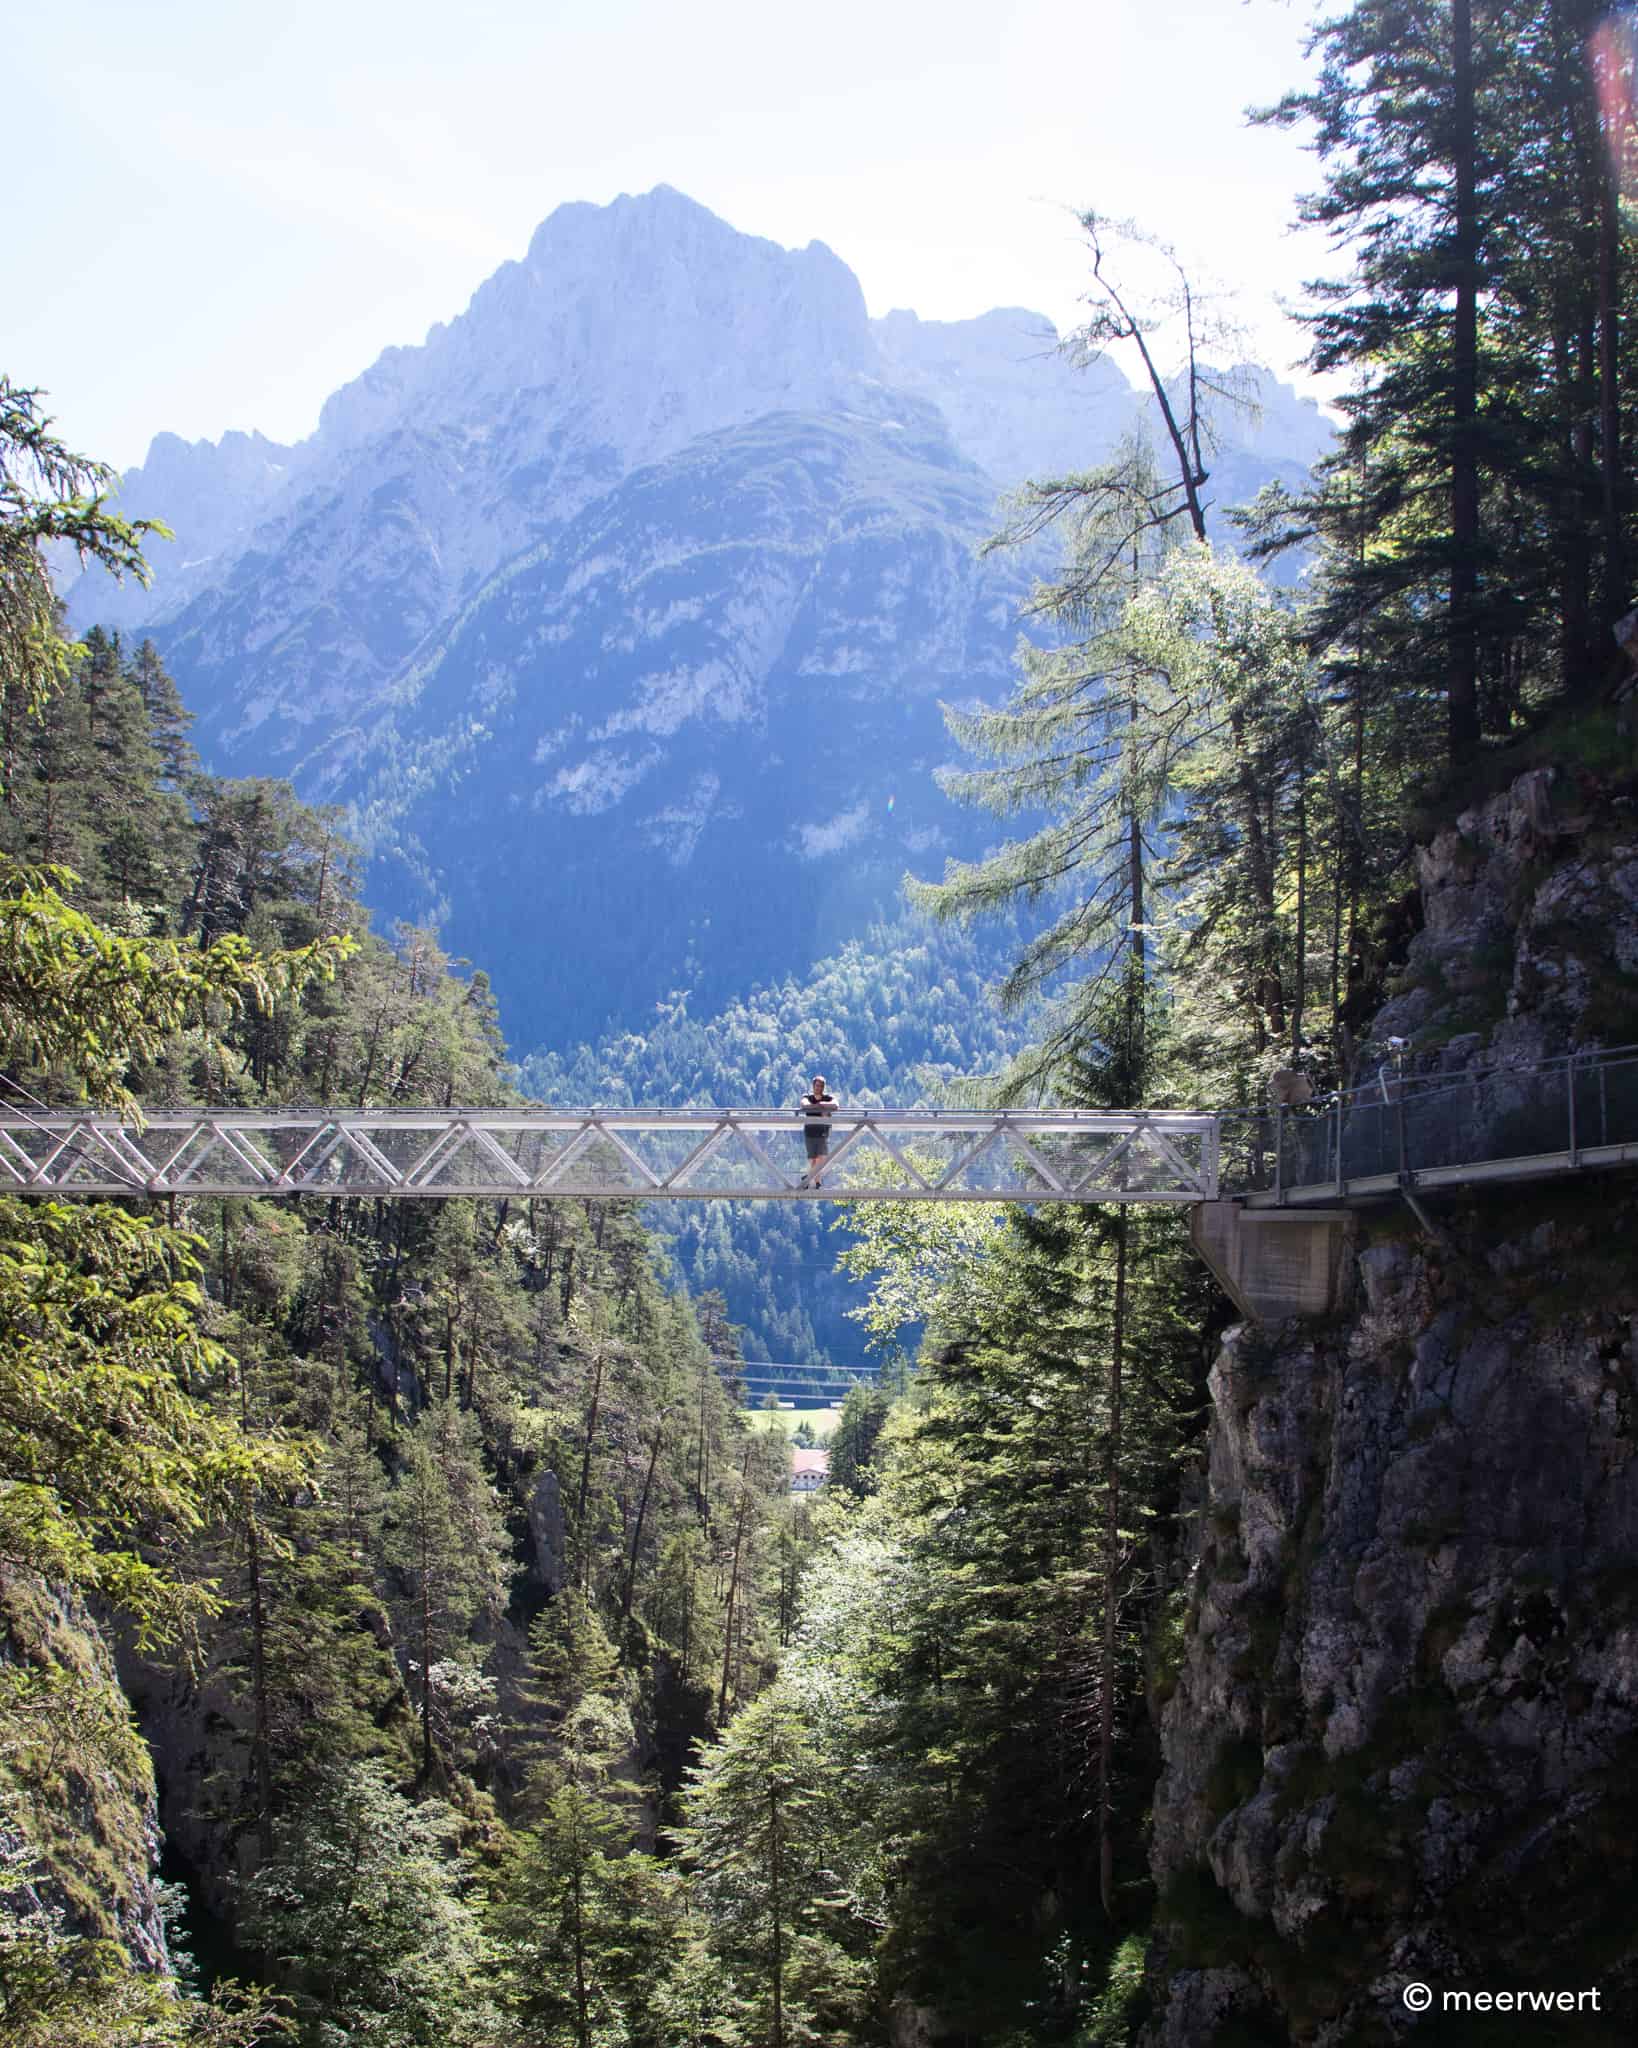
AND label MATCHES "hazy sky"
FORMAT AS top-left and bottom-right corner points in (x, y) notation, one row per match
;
(11, 0), (1338, 472)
